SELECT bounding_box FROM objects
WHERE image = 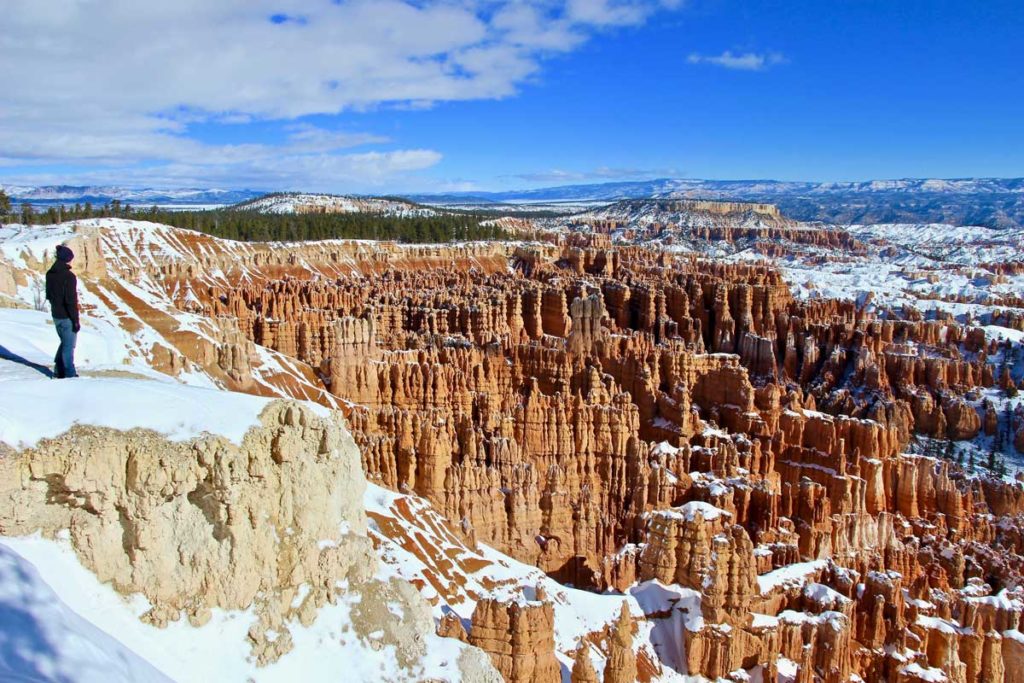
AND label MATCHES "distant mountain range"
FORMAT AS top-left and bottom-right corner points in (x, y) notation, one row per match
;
(410, 177), (1024, 229)
(5, 178), (1024, 228)
(0, 184), (263, 207)
(413, 177), (1024, 203)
